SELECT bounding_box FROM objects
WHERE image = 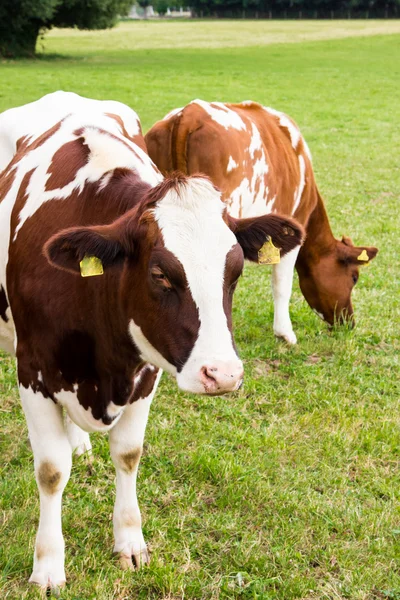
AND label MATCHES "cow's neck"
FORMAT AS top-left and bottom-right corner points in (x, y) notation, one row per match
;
(297, 190), (335, 270)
